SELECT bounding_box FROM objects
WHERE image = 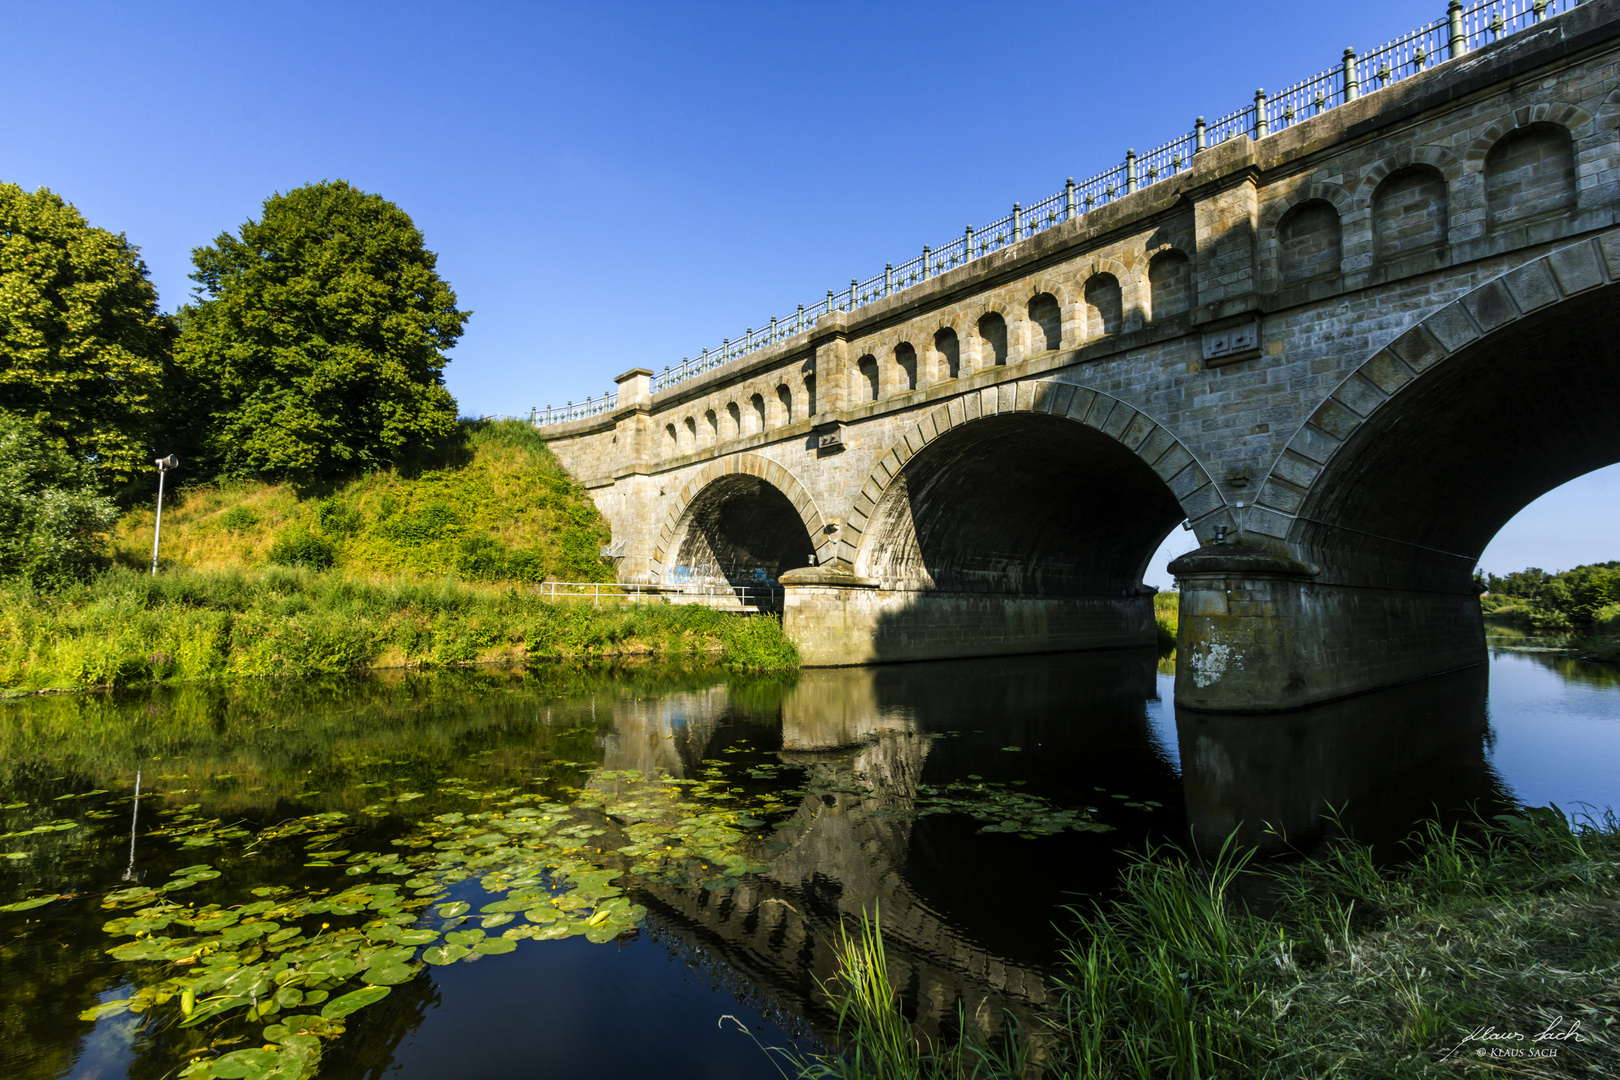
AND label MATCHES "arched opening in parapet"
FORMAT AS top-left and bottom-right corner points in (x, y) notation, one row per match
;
(935, 328), (960, 380)
(1485, 123), (1575, 233)
(1373, 165), (1448, 262)
(749, 393), (766, 433)
(1278, 199), (1342, 283)
(856, 412), (1185, 596)
(857, 354), (880, 401)
(895, 342), (918, 391)
(1148, 250), (1192, 319)
(776, 383), (793, 425)
(1083, 274), (1122, 337)
(977, 313), (1008, 366)
(666, 474), (816, 602)
(1028, 294), (1061, 351)
(1289, 280), (1620, 596)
